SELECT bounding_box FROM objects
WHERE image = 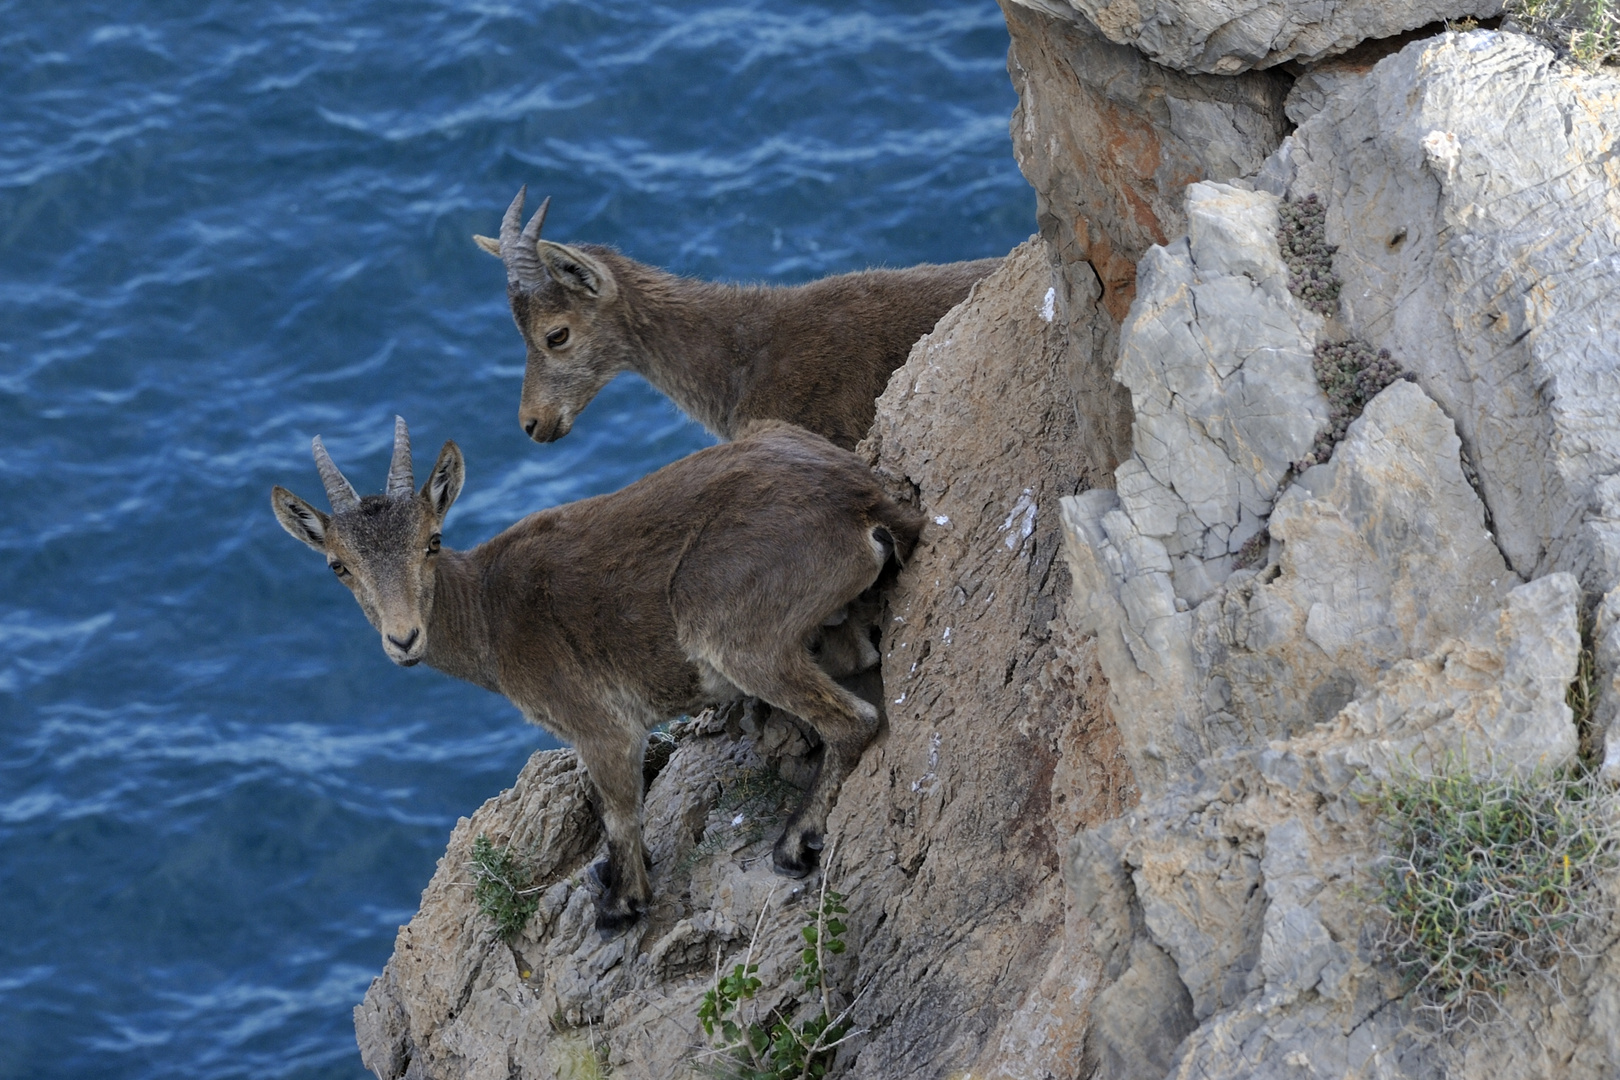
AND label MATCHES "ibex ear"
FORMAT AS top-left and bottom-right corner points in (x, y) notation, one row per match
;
(536, 241), (618, 301)
(472, 234), (502, 258)
(272, 486), (330, 551)
(423, 441), (465, 518)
